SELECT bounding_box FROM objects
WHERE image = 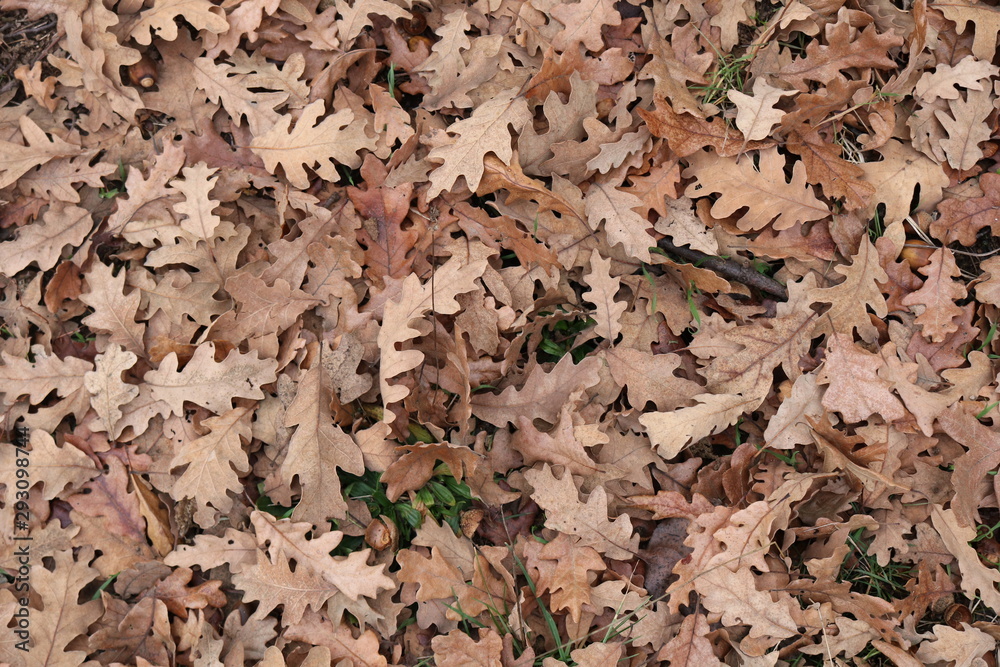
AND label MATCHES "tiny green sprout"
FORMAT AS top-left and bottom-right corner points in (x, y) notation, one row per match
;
(751, 257), (772, 275)
(685, 282), (701, 334)
(868, 208), (885, 241)
(387, 62), (396, 98)
(640, 263), (658, 313)
(99, 160), (129, 199)
(92, 572), (119, 600)
(72, 330), (96, 344)
(977, 401), (999, 419)
(975, 319), (998, 354)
